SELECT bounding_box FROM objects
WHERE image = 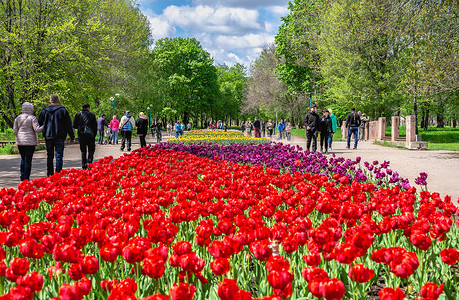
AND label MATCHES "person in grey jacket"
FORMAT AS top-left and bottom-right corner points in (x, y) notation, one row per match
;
(13, 102), (43, 181)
